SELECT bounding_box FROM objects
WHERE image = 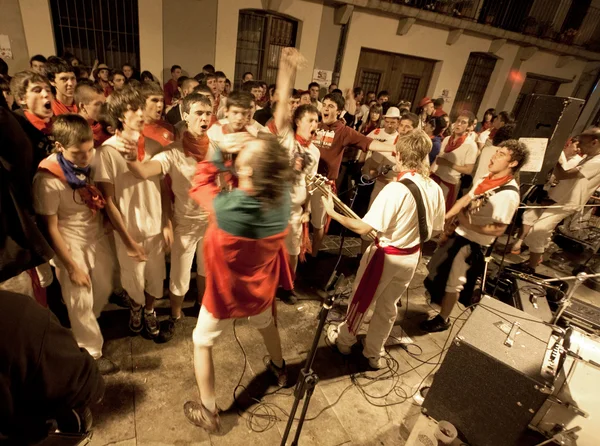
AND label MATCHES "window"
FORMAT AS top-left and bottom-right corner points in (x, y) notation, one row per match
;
(234, 10), (297, 86)
(50, 0), (140, 69)
(451, 53), (497, 119)
(513, 75), (562, 119)
(398, 75), (421, 106)
(358, 70), (382, 97)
